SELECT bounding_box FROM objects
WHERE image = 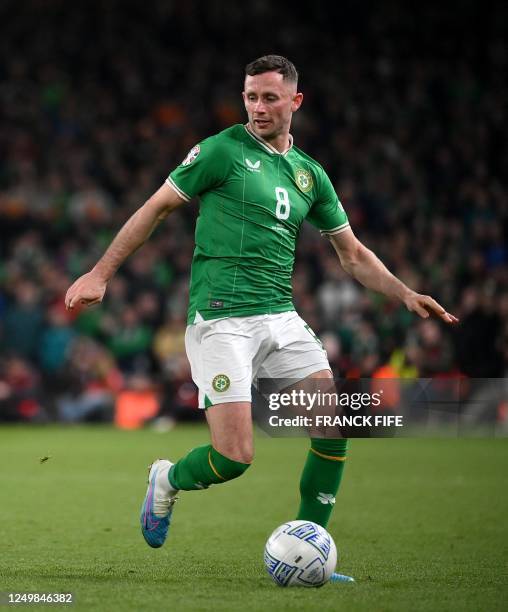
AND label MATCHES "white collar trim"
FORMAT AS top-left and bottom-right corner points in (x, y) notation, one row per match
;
(244, 123), (293, 156)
